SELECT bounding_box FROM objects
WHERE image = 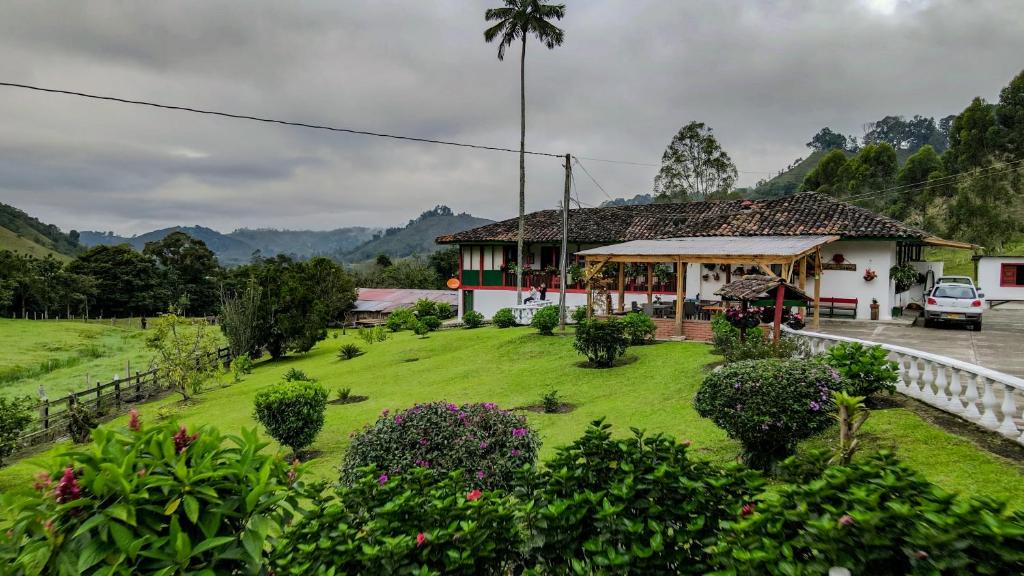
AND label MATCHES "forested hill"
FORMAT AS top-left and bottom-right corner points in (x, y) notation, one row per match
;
(338, 206), (492, 262)
(0, 202), (81, 259)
